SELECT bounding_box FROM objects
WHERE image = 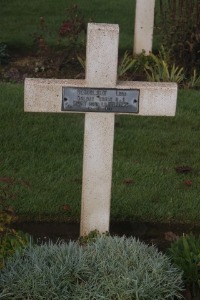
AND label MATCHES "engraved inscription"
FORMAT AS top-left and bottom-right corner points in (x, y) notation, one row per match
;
(62, 87), (139, 113)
